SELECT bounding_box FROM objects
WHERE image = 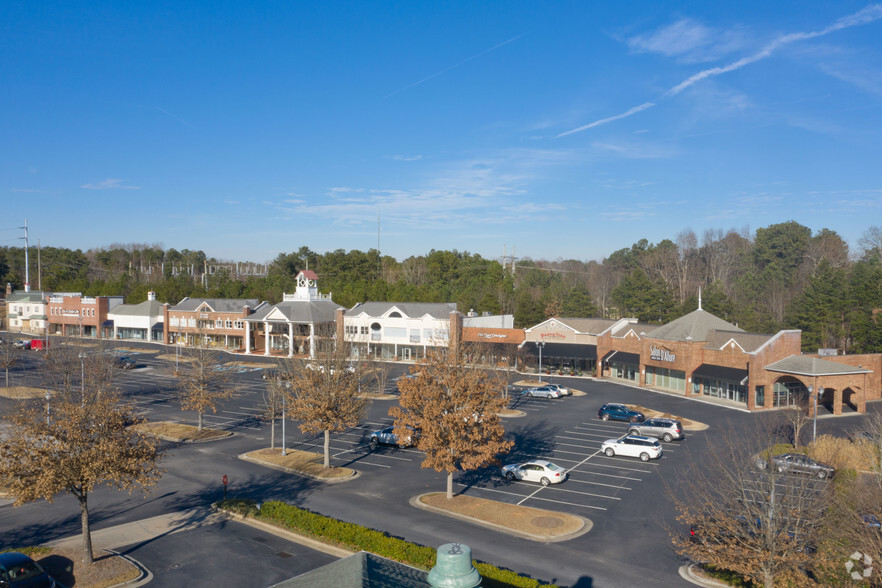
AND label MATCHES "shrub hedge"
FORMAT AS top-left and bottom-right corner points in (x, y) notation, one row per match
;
(220, 498), (558, 588)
